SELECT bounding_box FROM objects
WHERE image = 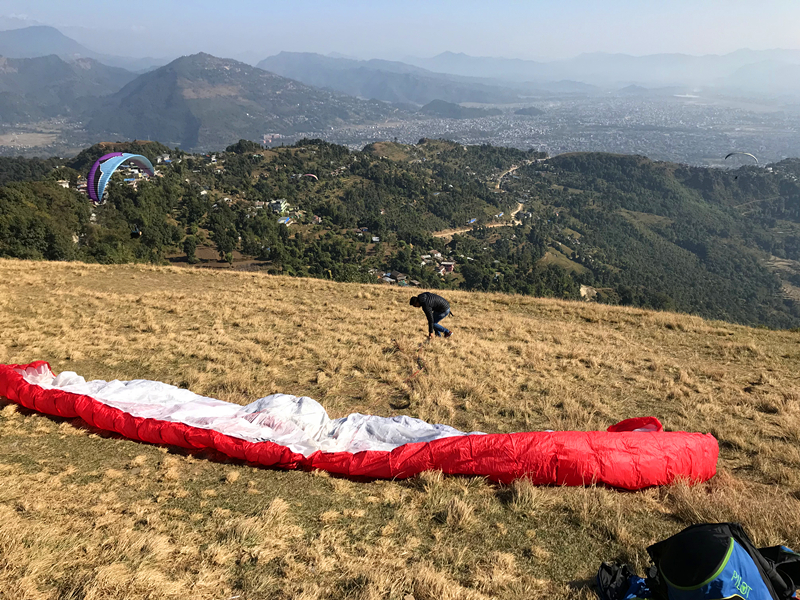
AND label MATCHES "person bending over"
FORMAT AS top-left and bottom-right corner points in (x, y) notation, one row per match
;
(410, 292), (453, 339)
